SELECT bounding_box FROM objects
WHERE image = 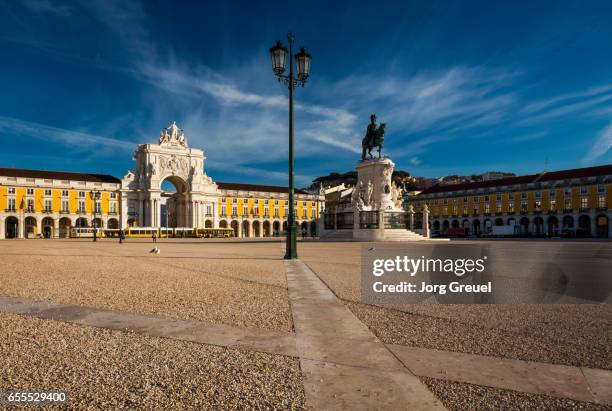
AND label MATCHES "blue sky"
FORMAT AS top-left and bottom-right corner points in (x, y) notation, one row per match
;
(1, 0), (612, 186)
